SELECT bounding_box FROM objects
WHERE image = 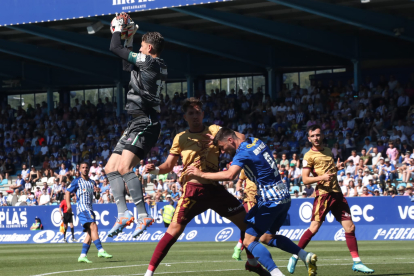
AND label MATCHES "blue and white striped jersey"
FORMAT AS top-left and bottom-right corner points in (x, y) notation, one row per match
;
(67, 177), (96, 214)
(231, 137), (291, 203)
